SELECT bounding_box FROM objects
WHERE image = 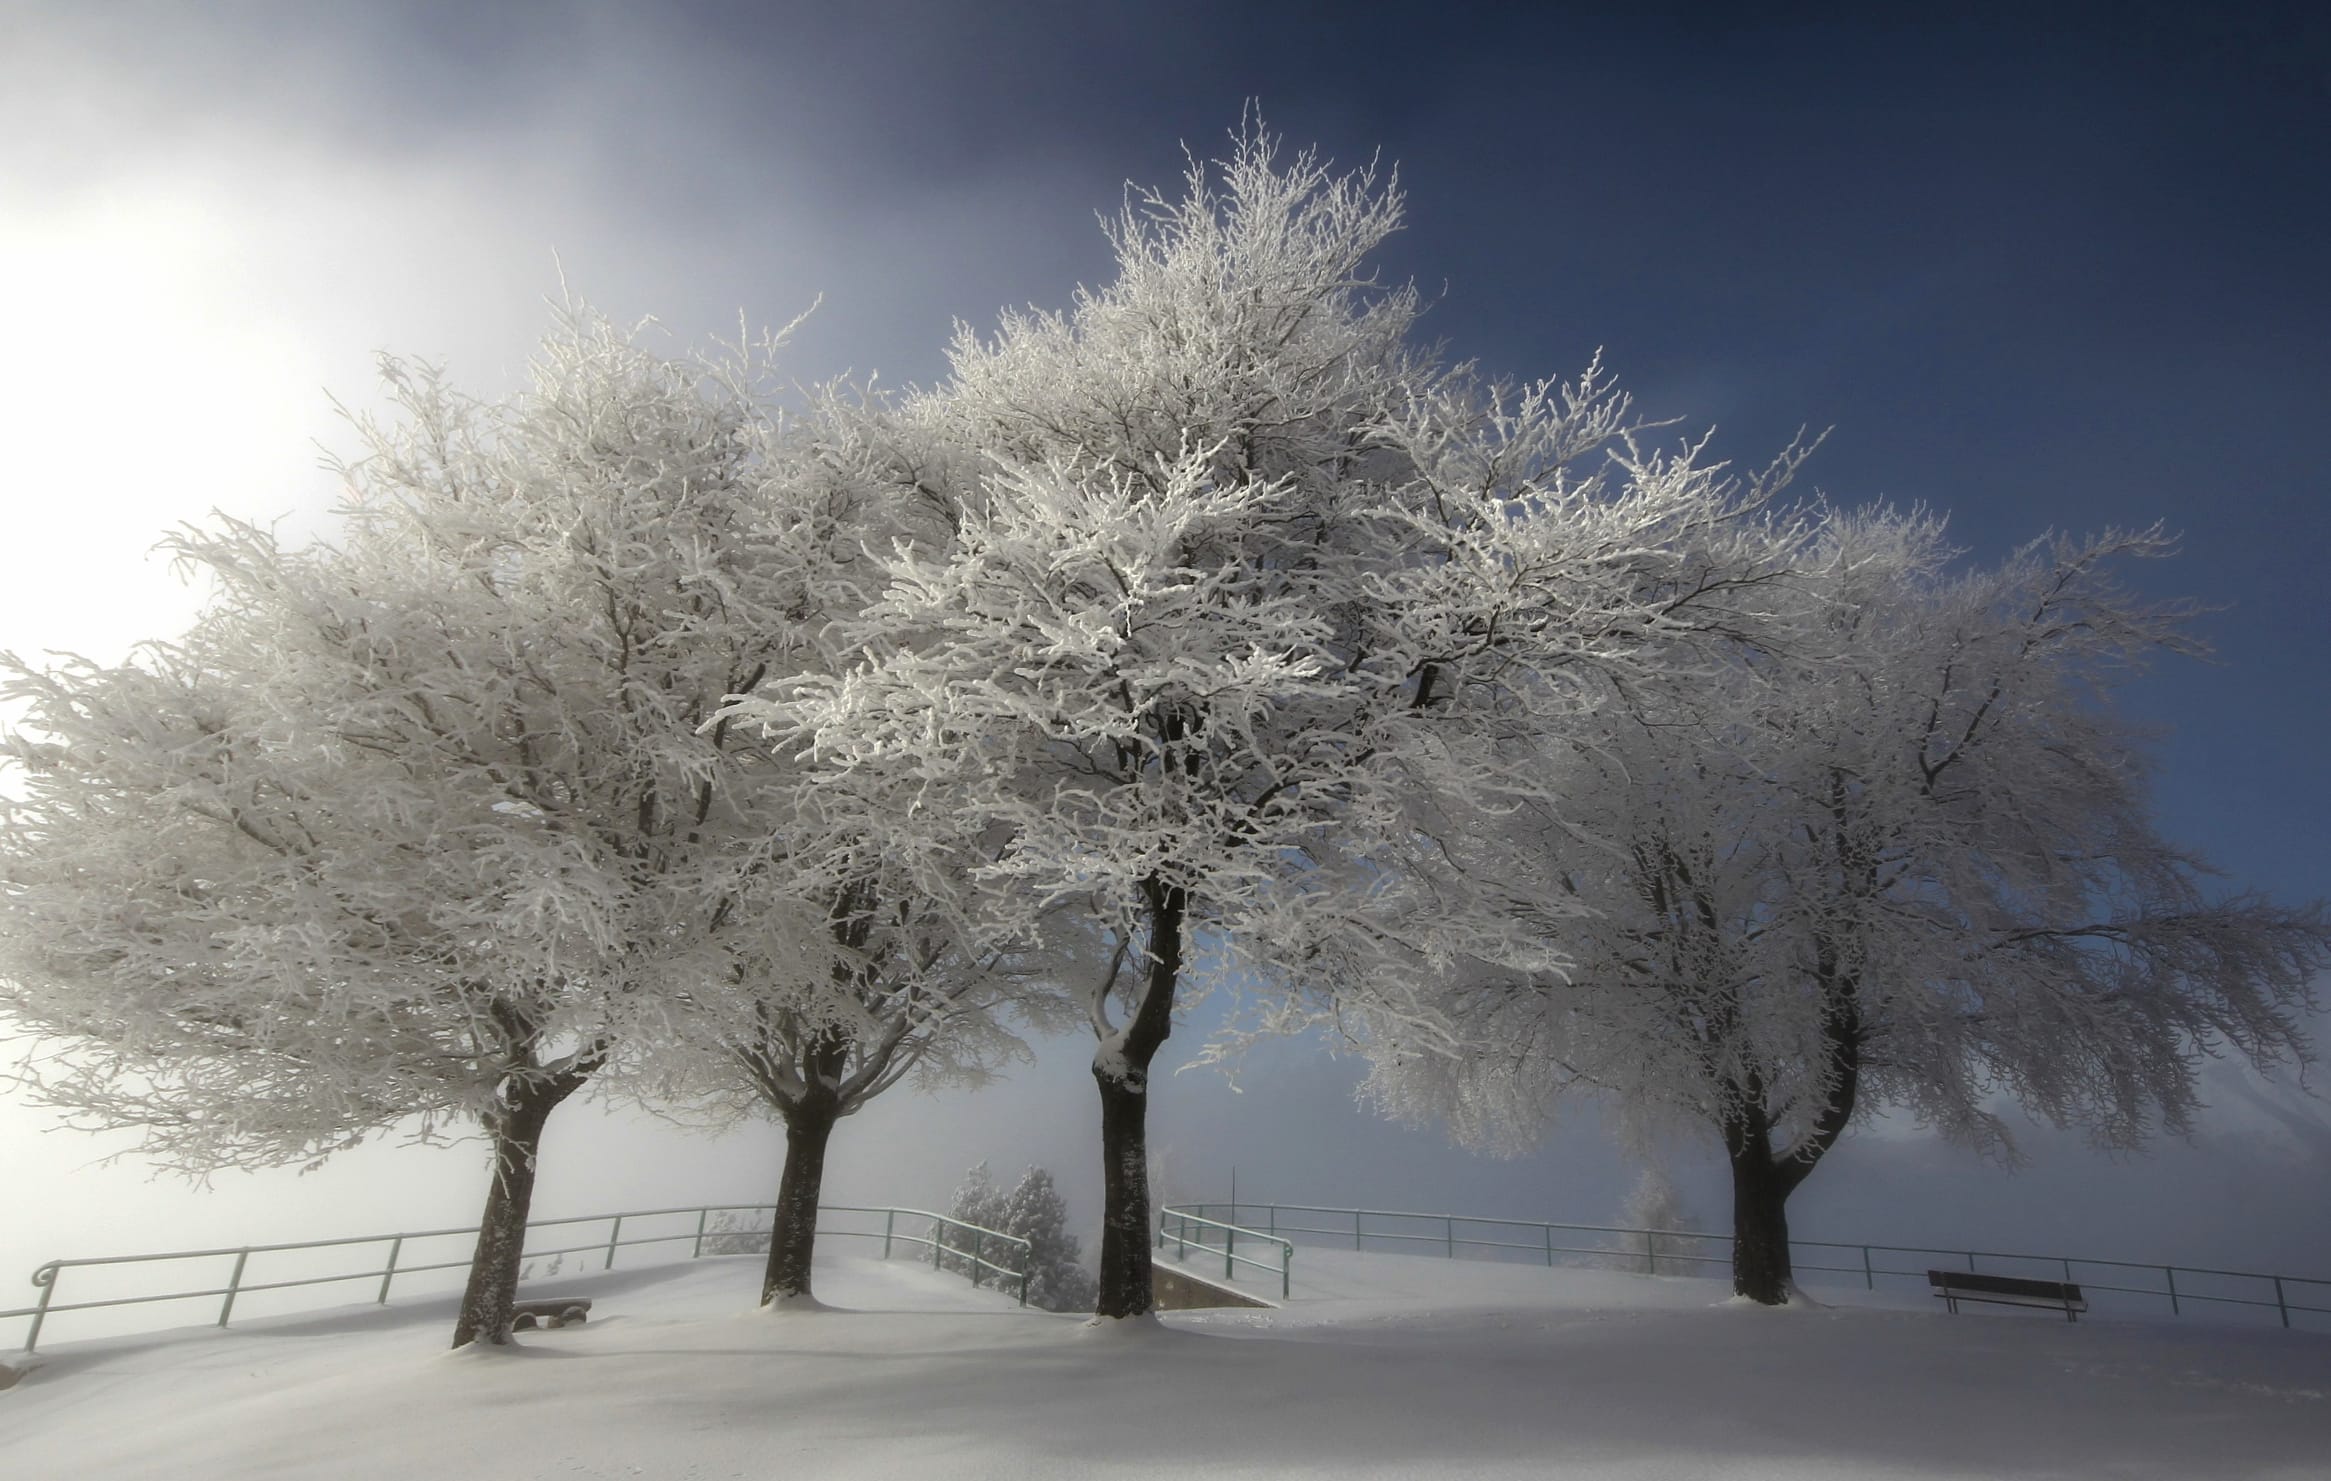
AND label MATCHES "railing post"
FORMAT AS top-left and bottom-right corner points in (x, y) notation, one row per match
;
(2164, 1266), (2179, 1315)
(1864, 1247), (1876, 1290)
(884, 1209), (896, 1260)
(2274, 1276), (2289, 1329)
(693, 1209), (709, 1260)
(378, 1236), (404, 1304)
(1446, 1216), (1456, 1259)
(219, 1249), (251, 1328)
(605, 1215), (624, 1271)
(1544, 1222), (1554, 1267)
(972, 1229), (984, 1288)
(932, 1216), (944, 1269)
(1268, 1205), (1276, 1238)
(1354, 1210), (1363, 1252)
(25, 1264), (59, 1354)
(1647, 1230), (1658, 1276)
(1281, 1243), (1290, 1300)
(1225, 1218), (1236, 1282)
